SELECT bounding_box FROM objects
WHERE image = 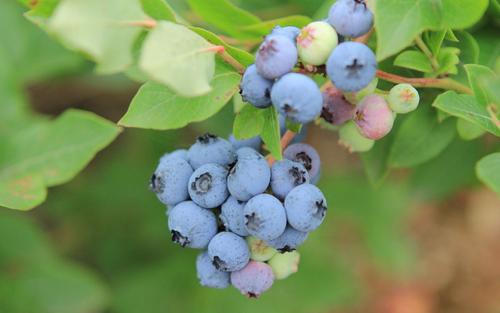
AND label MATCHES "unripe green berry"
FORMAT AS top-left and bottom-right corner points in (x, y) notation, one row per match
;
(297, 21), (338, 66)
(246, 236), (277, 262)
(344, 78), (379, 104)
(338, 121), (375, 153)
(268, 251), (300, 280)
(388, 83), (420, 114)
